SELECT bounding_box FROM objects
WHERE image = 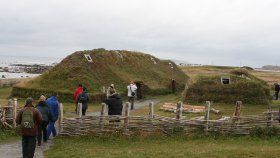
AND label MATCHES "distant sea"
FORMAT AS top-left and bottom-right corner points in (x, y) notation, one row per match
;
(0, 55), (62, 79)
